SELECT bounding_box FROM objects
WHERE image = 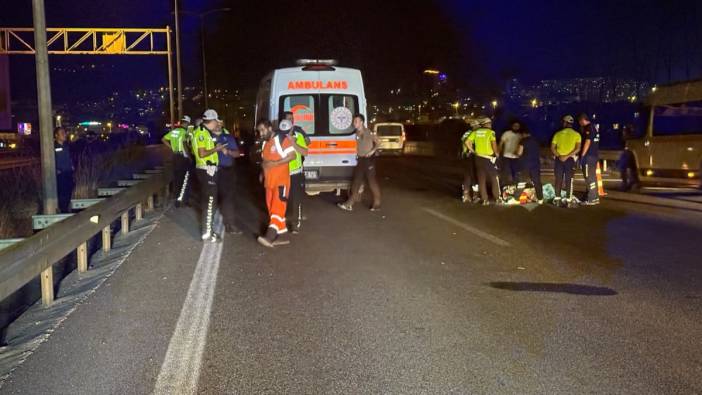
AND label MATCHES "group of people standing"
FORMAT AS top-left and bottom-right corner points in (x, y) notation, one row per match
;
(460, 113), (601, 206)
(164, 109), (383, 247)
(162, 109), (241, 243)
